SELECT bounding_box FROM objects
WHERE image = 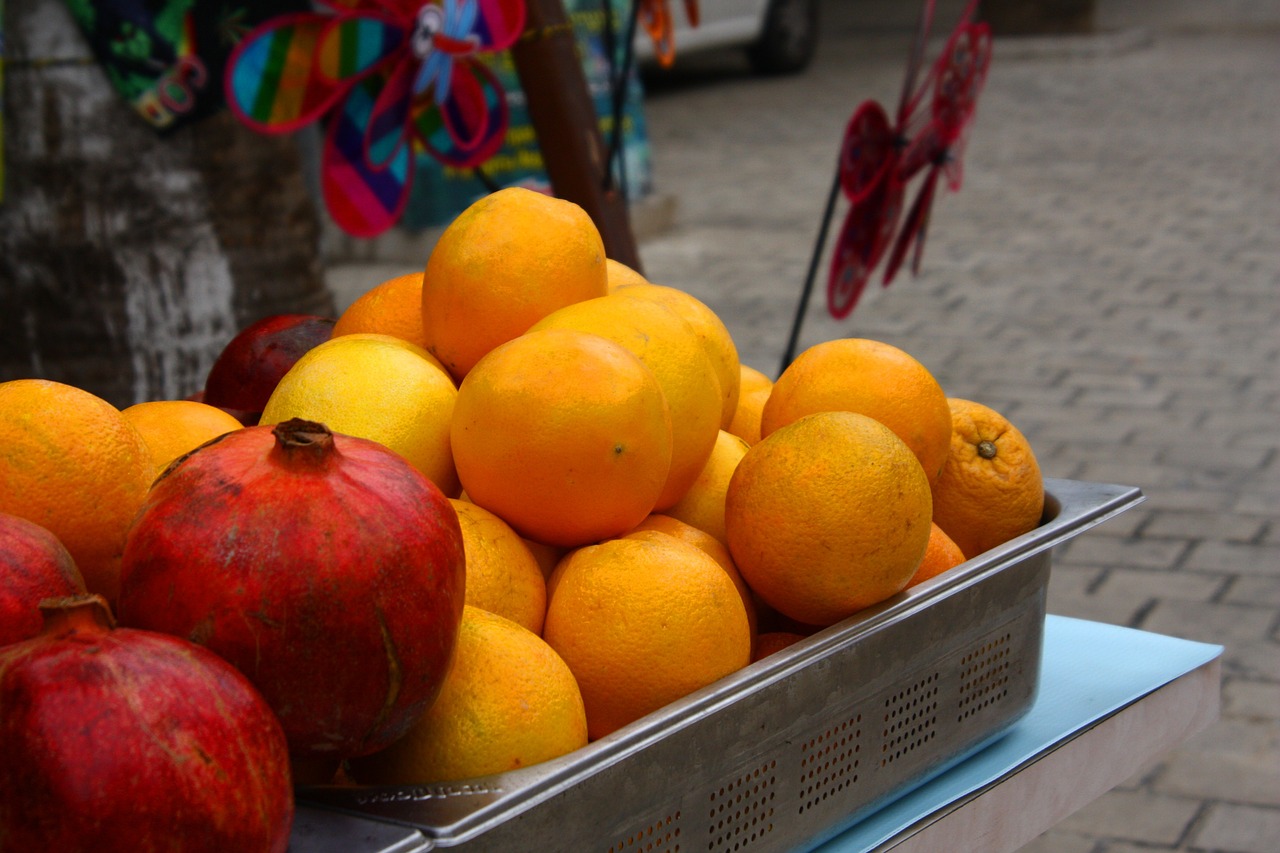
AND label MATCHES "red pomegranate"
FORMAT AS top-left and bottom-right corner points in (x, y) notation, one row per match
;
(0, 512), (87, 646)
(118, 419), (466, 766)
(203, 314), (334, 424)
(0, 594), (293, 852)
